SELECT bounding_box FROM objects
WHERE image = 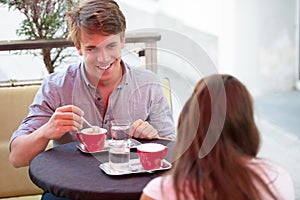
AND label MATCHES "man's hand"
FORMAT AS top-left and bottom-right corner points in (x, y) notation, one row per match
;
(129, 119), (158, 140)
(42, 105), (84, 140)
(9, 105), (84, 168)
